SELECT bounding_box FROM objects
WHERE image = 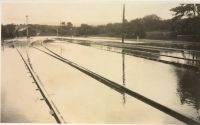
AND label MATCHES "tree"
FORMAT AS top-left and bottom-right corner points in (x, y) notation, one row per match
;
(60, 21), (65, 26)
(126, 19), (145, 38)
(1, 24), (16, 39)
(66, 22), (73, 36)
(142, 14), (162, 31)
(78, 24), (94, 36)
(143, 14), (161, 21)
(170, 4), (200, 39)
(197, 4), (200, 16)
(66, 22), (73, 29)
(170, 4), (200, 19)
